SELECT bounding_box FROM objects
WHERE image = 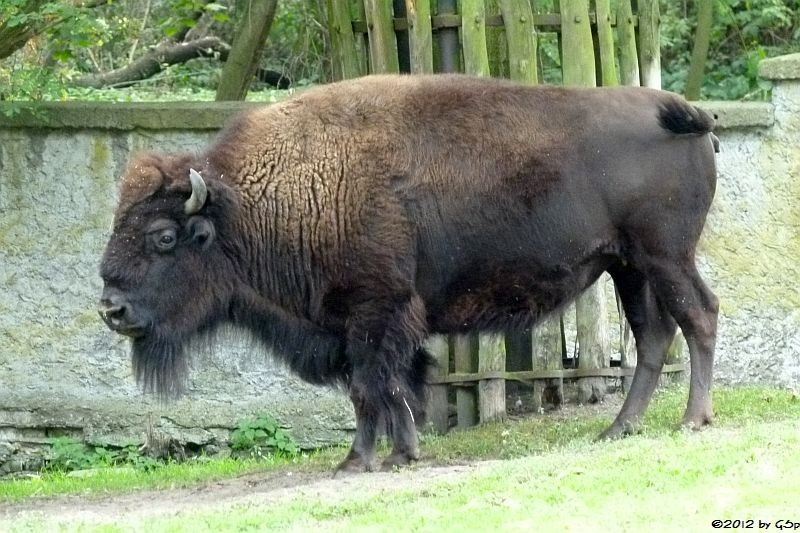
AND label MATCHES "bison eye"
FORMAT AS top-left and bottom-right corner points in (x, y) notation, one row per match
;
(153, 229), (177, 252)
